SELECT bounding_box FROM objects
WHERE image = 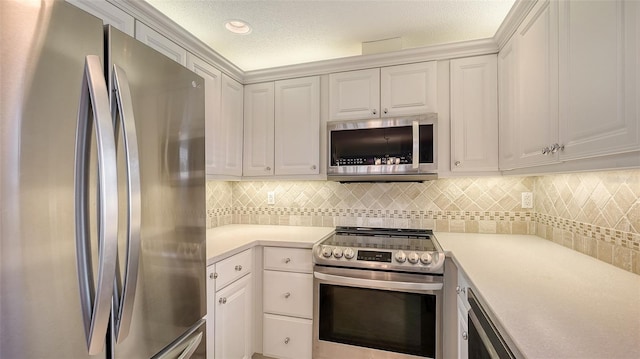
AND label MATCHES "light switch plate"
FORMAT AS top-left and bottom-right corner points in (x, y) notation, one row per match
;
(267, 191), (275, 205)
(521, 192), (533, 209)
